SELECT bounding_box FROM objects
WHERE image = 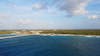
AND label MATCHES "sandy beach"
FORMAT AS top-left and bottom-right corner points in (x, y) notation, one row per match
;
(0, 34), (100, 39)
